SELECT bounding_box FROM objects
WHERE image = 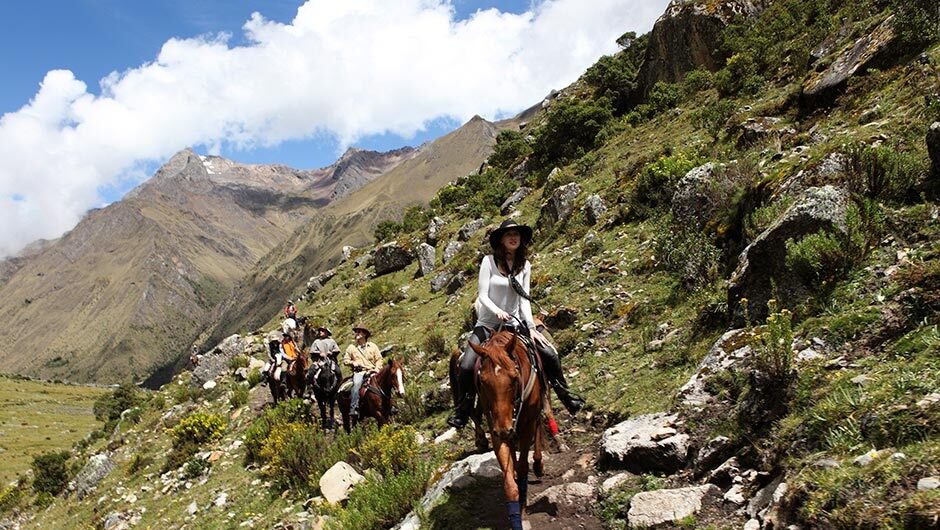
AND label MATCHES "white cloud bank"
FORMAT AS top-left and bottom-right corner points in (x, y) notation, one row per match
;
(0, 0), (668, 257)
